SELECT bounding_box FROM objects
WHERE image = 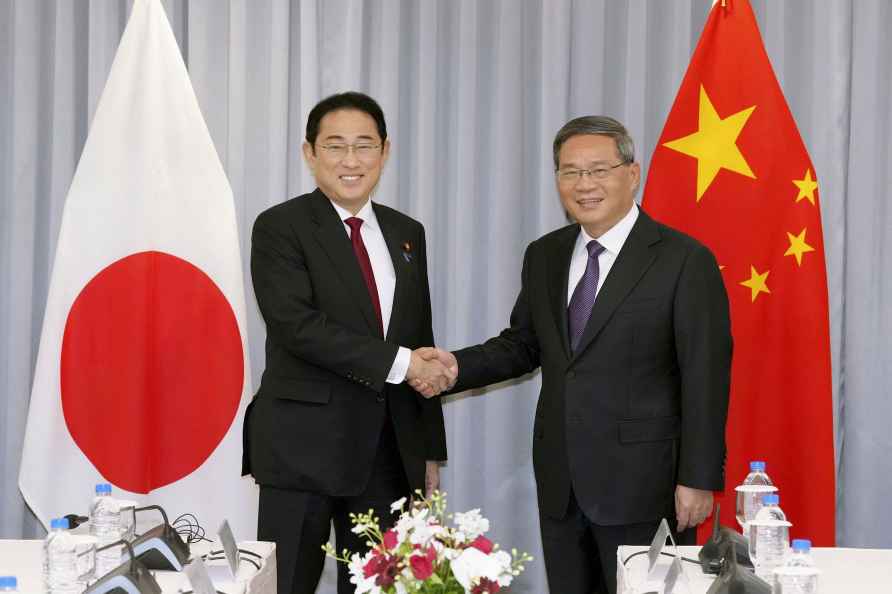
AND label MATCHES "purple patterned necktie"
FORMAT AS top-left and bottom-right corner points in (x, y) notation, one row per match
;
(568, 240), (606, 353)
